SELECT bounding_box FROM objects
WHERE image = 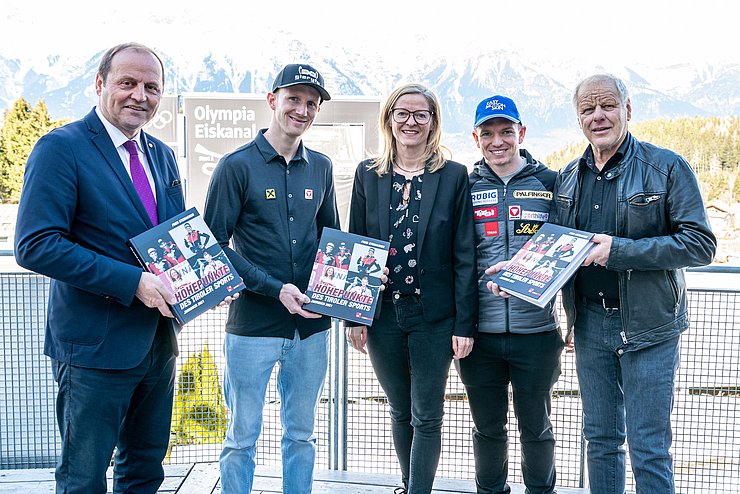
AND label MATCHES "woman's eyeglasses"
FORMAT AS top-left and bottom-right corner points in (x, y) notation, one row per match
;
(391, 108), (434, 125)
